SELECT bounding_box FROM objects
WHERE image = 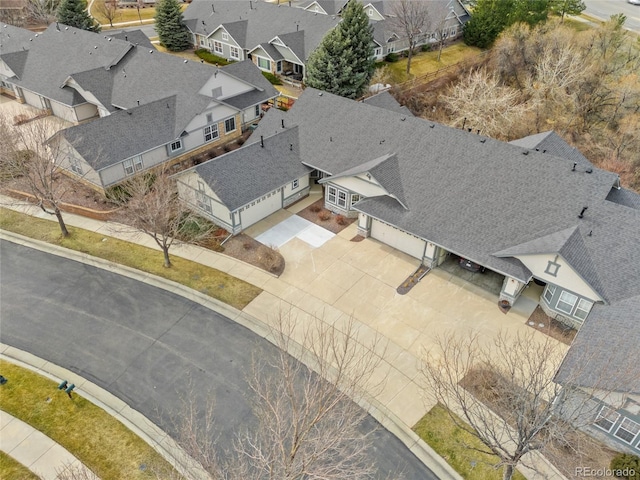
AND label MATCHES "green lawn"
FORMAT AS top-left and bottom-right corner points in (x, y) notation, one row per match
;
(413, 404), (527, 480)
(383, 43), (484, 84)
(0, 208), (262, 310)
(0, 361), (178, 480)
(0, 452), (40, 480)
